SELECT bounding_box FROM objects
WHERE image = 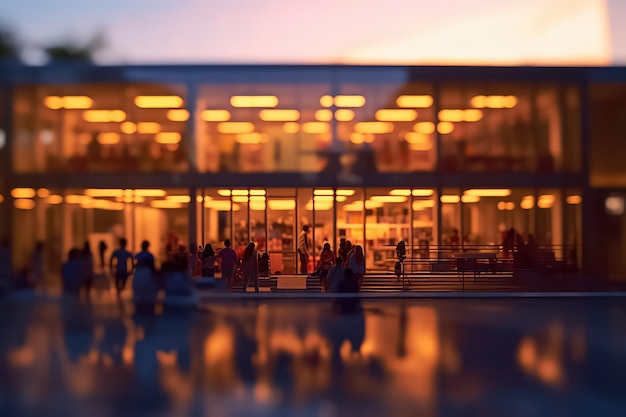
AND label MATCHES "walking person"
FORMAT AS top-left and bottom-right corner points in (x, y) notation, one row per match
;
(216, 239), (237, 292)
(241, 242), (259, 293)
(349, 245), (366, 289)
(81, 242), (95, 300)
(109, 238), (133, 297)
(297, 225), (311, 274)
(201, 243), (216, 277)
